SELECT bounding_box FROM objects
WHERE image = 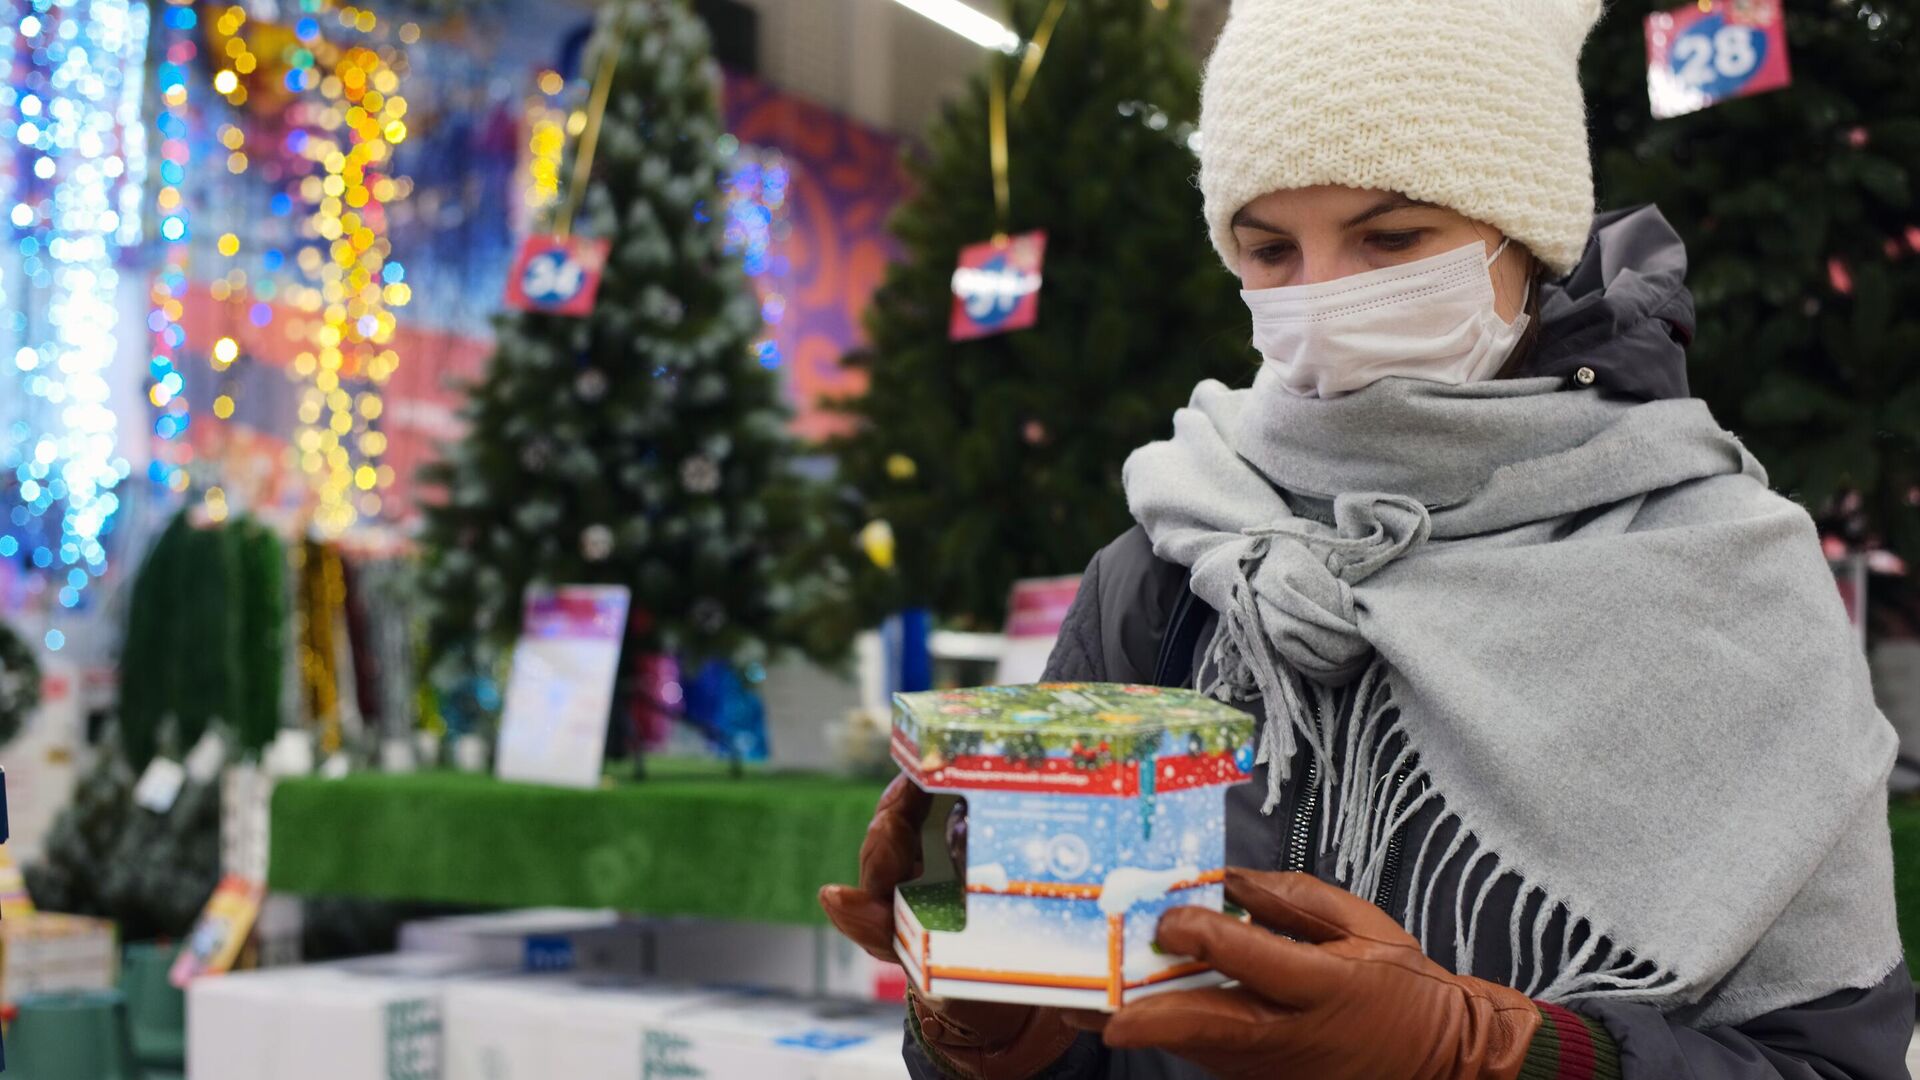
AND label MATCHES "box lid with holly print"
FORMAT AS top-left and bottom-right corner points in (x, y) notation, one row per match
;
(890, 683), (1255, 798)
